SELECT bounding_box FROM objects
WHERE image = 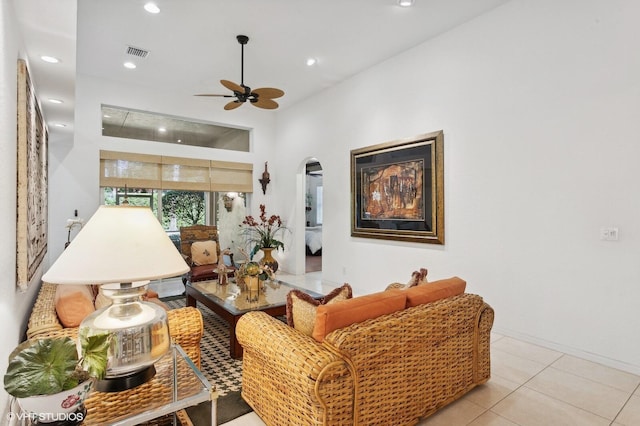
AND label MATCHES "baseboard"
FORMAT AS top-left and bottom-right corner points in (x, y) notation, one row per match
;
(493, 327), (640, 376)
